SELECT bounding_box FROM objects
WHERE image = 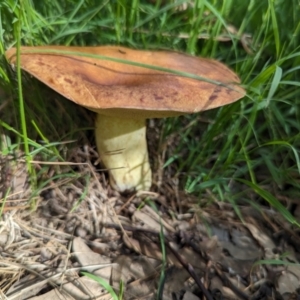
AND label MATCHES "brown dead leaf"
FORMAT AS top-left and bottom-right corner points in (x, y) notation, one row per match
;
(132, 205), (175, 233)
(72, 237), (112, 280)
